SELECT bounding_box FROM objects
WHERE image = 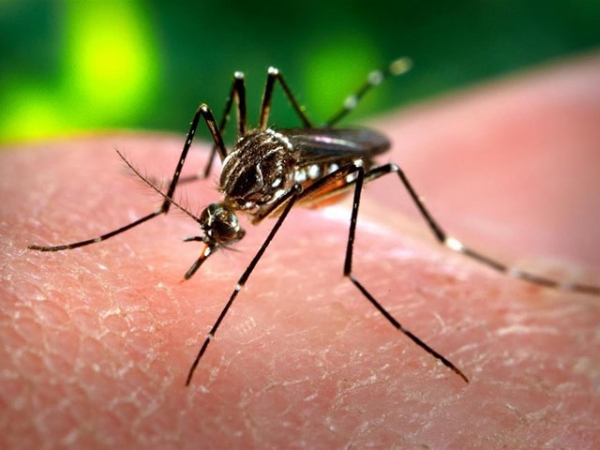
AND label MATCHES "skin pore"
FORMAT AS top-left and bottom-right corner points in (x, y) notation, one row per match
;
(2, 53), (599, 448)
